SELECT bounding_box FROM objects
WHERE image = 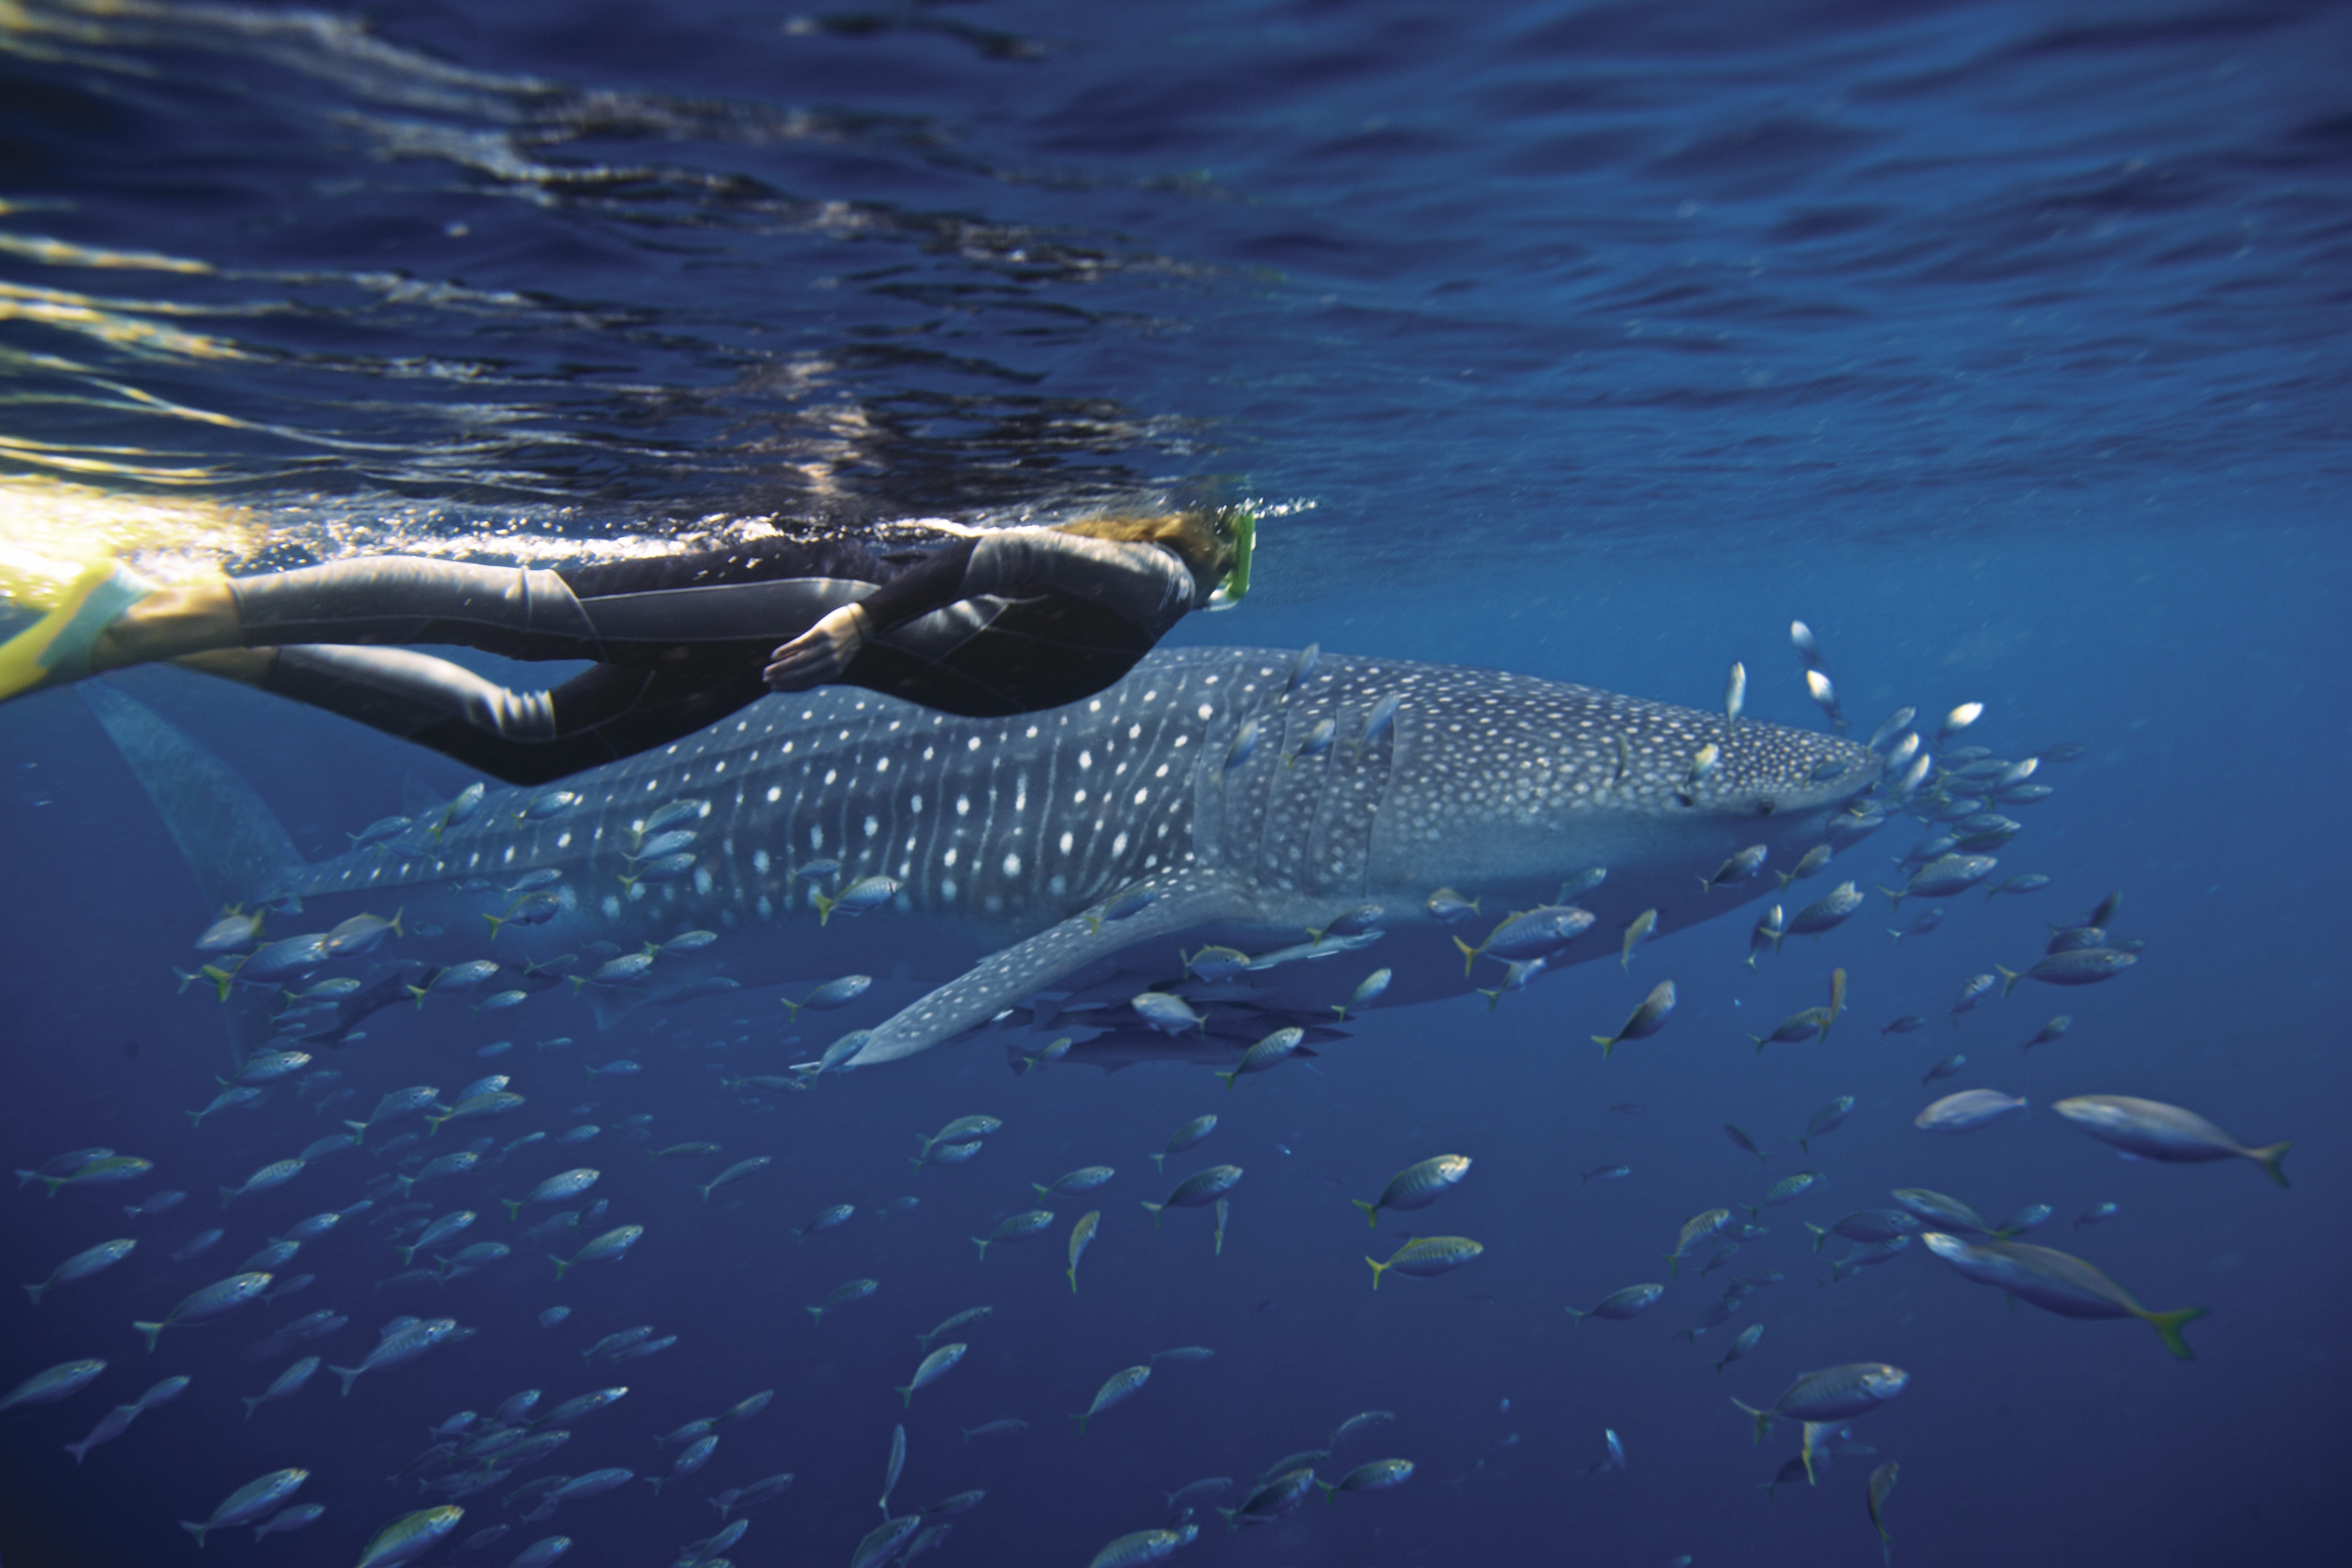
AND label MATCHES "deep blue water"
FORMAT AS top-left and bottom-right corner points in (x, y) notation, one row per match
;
(2, 2), (2348, 1566)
